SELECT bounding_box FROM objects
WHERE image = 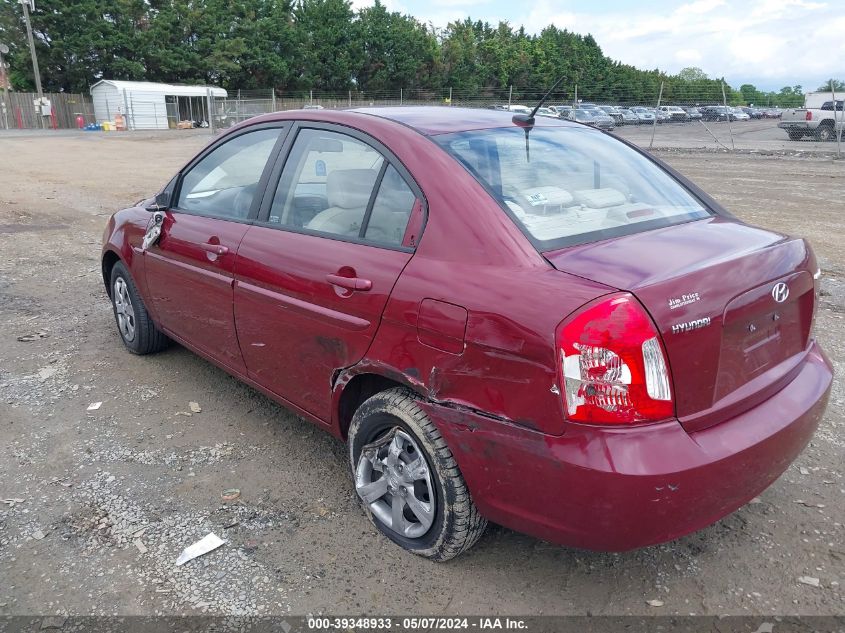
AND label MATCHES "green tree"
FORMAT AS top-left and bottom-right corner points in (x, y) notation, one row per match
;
(677, 67), (708, 82)
(293, 0), (360, 91)
(356, 0), (438, 92)
(818, 79), (845, 92)
(0, 0), (149, 93)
